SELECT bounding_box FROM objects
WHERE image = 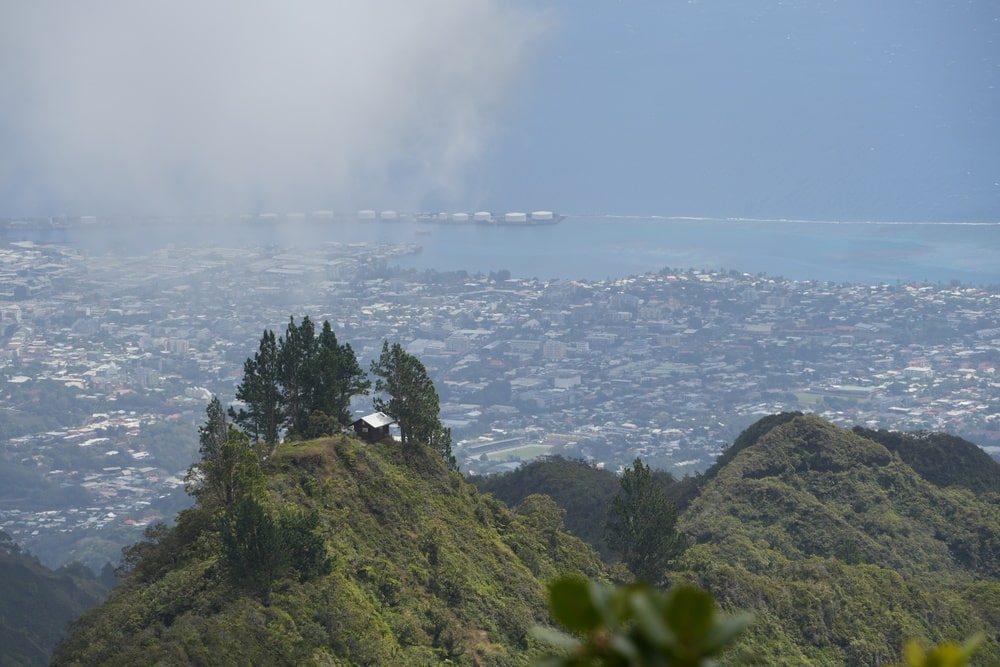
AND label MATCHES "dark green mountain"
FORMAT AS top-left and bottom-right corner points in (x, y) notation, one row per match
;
(52, 435), (610, 666)
(470, 455), (700, 560)
(676, 414), (1000, 665)
(47, 416), (1000, 665)
(470, 456), (622, 558)
(852, 425), (1000, 494)
(0, 538), (108, 667)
